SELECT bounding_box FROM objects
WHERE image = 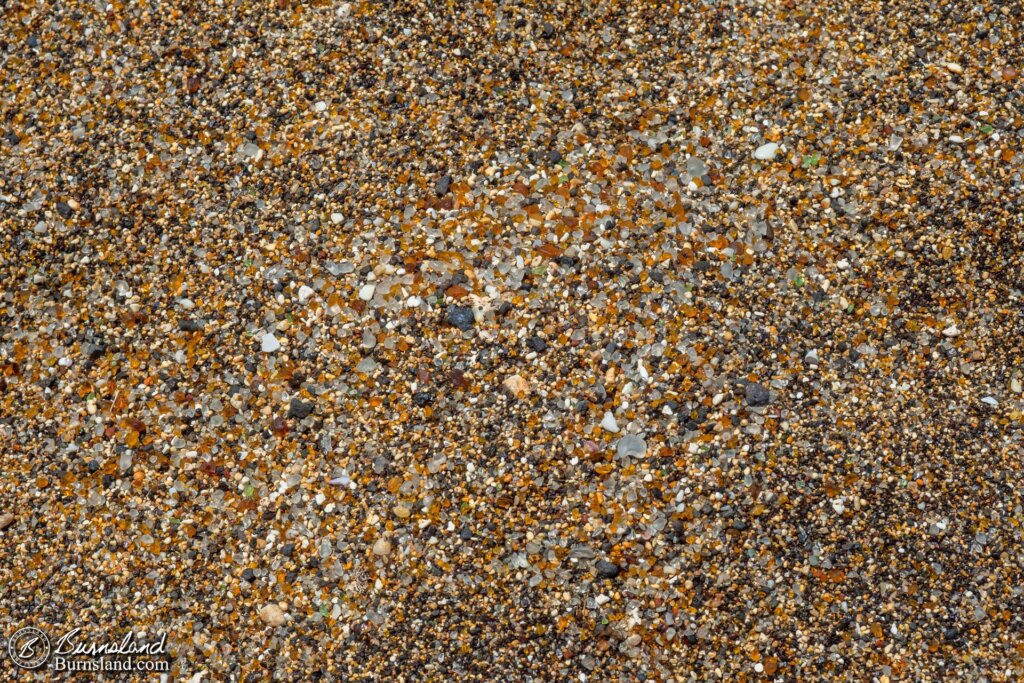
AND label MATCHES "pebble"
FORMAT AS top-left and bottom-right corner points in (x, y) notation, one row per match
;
(0, 513), (14, 530)
(745, 382), (772, 407)
(502, 374), (531, 397)
(685, 156), (708, 177)
(287, 398), (314, 419)
(358, 284), (376, 301)
(526, 335), (549, 353)
(569, 545), (597, 560)
(261, 333), (281, 353)
(615, 435), (647, 458)
(595, 560), (621, 579)
(326, 261), (352, 276)
(600, 412), (620, 433)
(239, 141), (263, 161)
(435, 174), (452, 197)
(753, 143), (779, 160)
(445, 306), (475, 331)
(297, 285), (315, 303)
(259, 604), (287, 627)
(372, 539), (392, 557)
